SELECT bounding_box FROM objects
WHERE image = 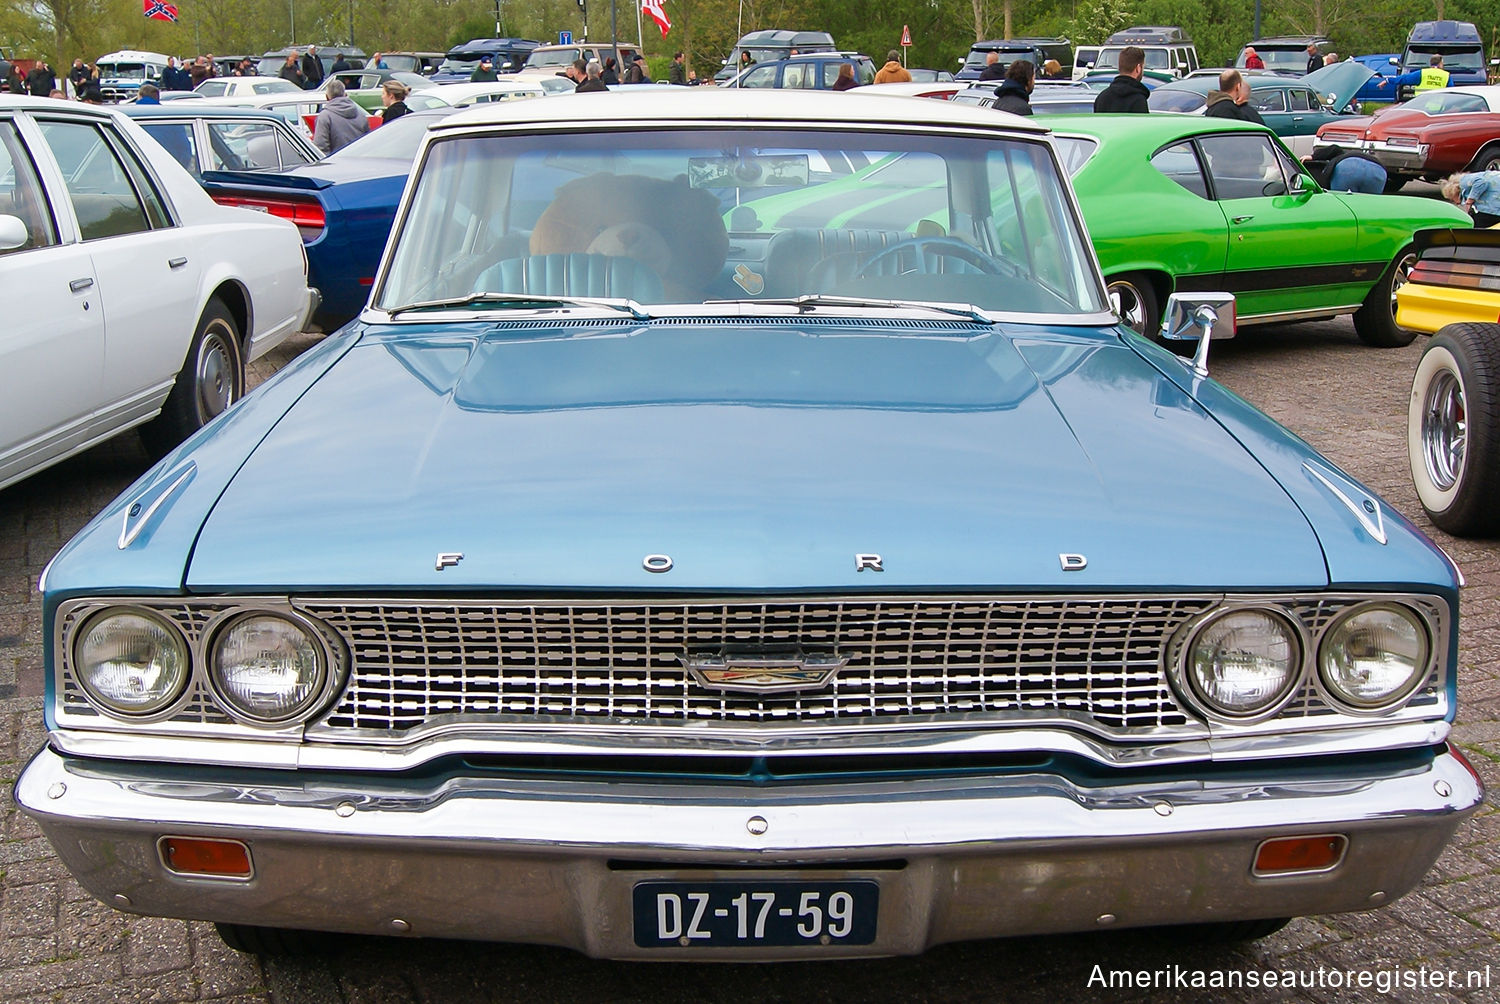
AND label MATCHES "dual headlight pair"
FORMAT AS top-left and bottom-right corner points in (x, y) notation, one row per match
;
(71, 608), (334, 725)
(1177, 602), (1432, 721)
